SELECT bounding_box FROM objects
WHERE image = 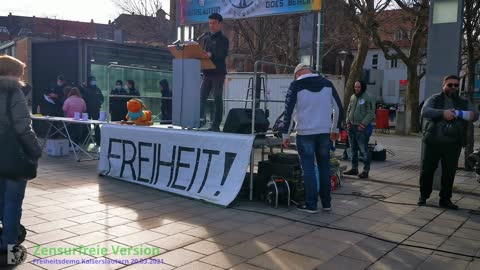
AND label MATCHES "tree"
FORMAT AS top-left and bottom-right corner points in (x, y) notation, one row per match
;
(371, 0), (429, 134)
(170, 0), (176, 26)
(112, 0), (163, 16)
(462, 0), (480, 167)
(464, 0), (480, 98)
(343, 0), (392, 108)
(111, 0), (174, 46)
(221, 15), (302, 73)
(322, 0), (355, 75)
(218, 0), (356, 74)
(36, 17), (96, 40)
